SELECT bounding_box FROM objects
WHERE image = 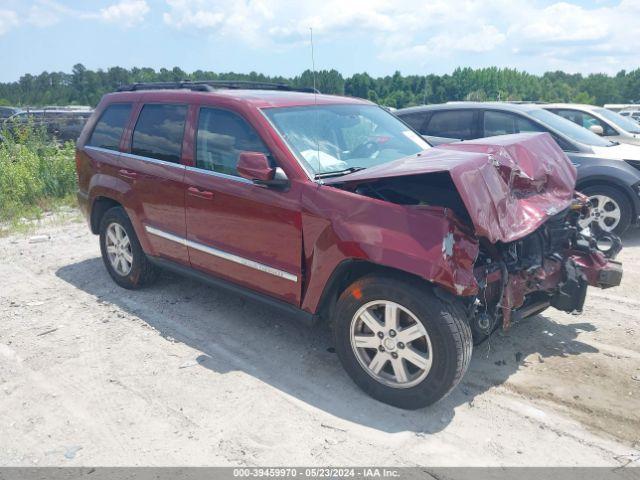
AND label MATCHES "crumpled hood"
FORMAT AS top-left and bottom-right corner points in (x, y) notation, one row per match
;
(325, 133), (577, 243)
